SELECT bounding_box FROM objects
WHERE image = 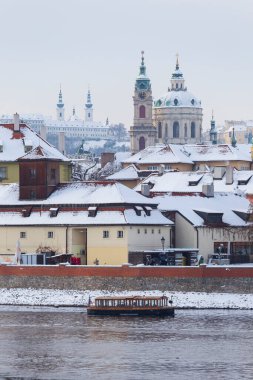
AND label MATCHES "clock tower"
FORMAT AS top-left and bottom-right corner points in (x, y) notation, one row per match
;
(130, 52), (156, 153)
